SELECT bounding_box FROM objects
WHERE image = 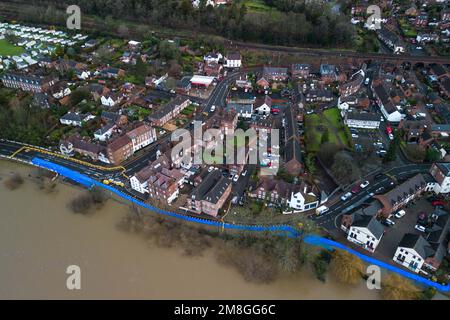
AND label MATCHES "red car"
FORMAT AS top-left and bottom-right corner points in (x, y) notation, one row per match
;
(432, 200), (446, 207)
(351, 185), (362, 194)
(271, 108), (280, 114)
(386, 126), (393, 135)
